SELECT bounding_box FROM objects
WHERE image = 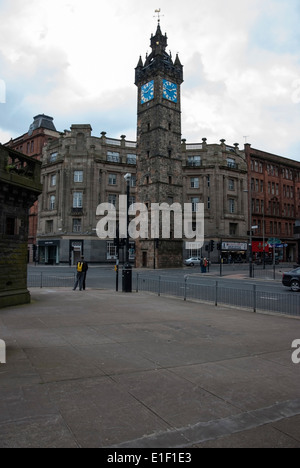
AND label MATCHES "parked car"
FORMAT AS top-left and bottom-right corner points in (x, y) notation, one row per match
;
(184, 257), (201, 267)
(282, 268), (300, 292)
